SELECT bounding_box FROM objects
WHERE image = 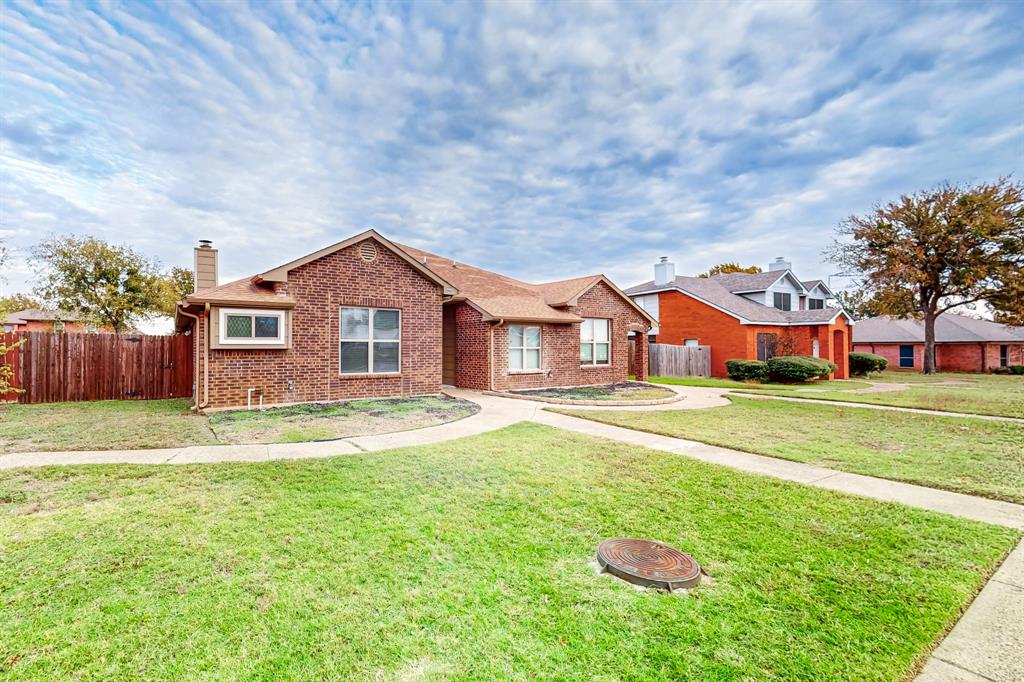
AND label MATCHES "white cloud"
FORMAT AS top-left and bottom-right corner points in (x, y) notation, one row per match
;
(0, 0), (1020, 298)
